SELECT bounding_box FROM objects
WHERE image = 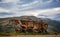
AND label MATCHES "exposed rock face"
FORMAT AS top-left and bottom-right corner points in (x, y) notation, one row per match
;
(0, 16), (48, 33)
